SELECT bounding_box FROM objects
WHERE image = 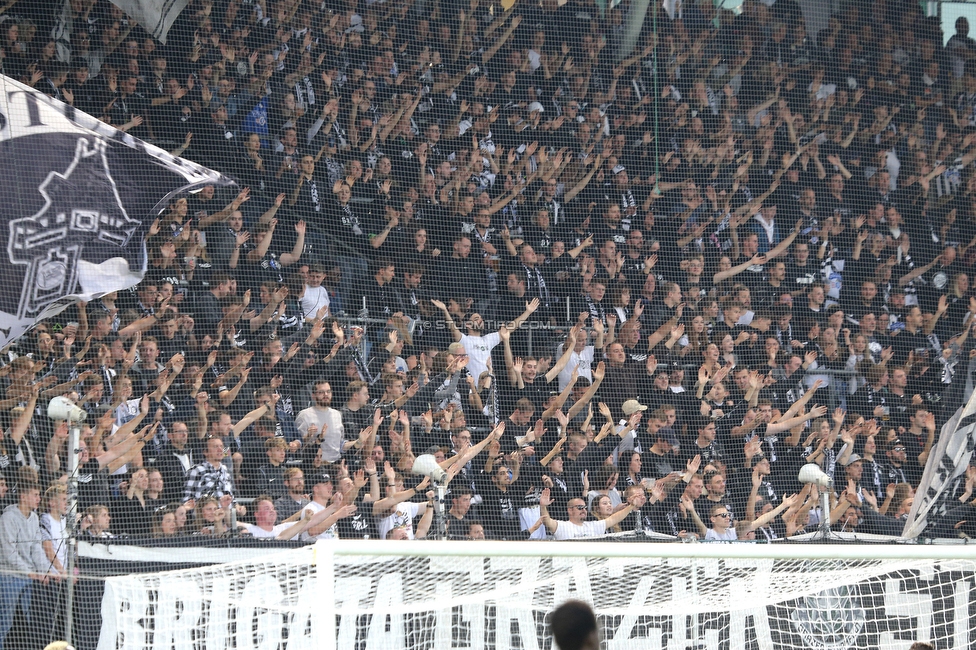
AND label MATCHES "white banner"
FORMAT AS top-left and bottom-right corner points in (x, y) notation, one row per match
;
(97, 550), (976, 650)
